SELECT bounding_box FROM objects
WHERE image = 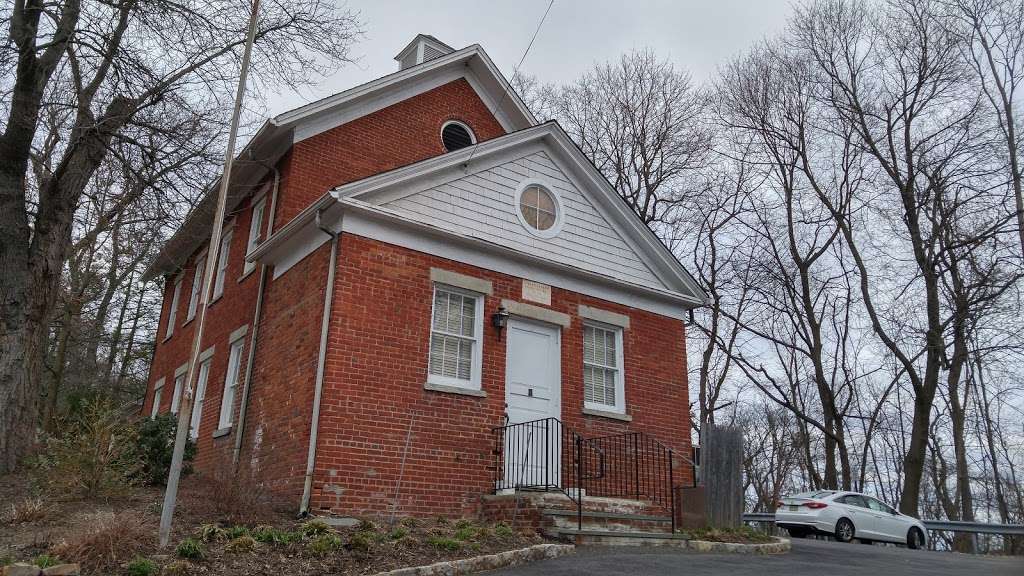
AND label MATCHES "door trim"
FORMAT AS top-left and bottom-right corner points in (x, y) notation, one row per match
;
(504, 316), (562, 423)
